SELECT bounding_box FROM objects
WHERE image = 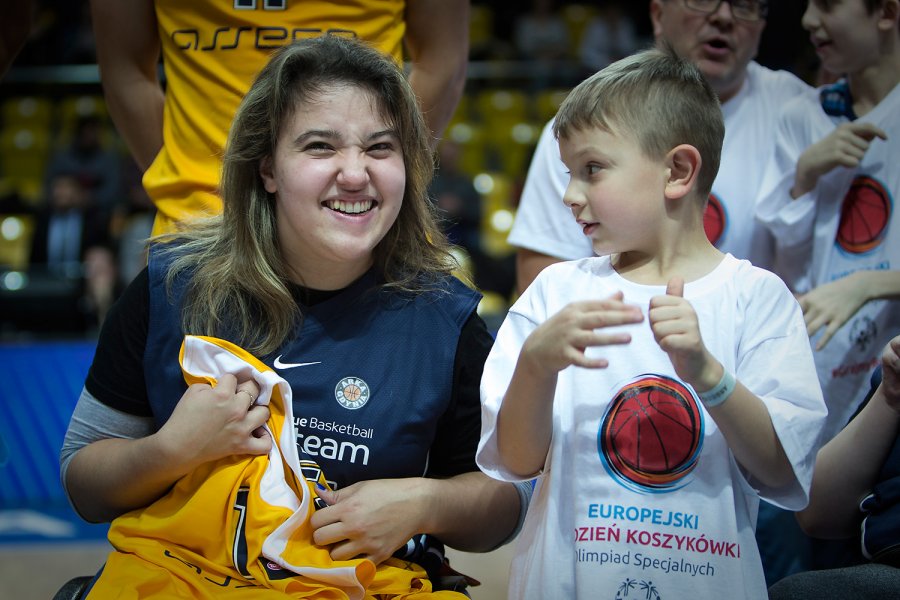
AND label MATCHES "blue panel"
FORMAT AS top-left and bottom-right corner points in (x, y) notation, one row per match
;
(0, 341), (96, 507)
